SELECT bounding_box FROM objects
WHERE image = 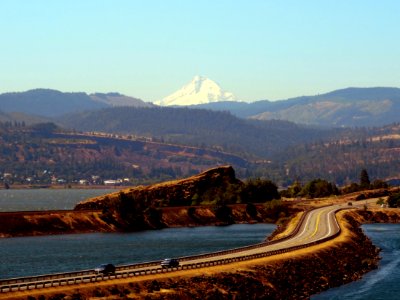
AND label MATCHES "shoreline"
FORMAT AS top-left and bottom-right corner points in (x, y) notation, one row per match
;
(1, 208), (392, 300)
(0, 184), (123, 190)
(1, 183), (399, 298)
(0, 203), (295, 238)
